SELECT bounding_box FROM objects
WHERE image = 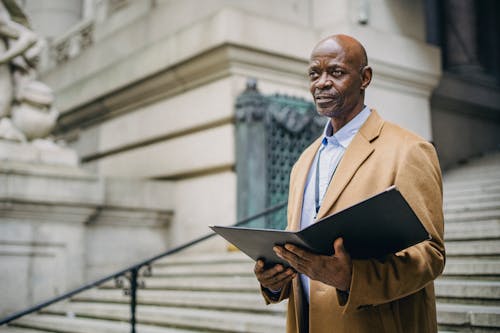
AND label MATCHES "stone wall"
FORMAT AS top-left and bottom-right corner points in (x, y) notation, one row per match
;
(0, 142), (173, 316)
(0, 0), (452, 317)
(23, 1), (441, 250)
